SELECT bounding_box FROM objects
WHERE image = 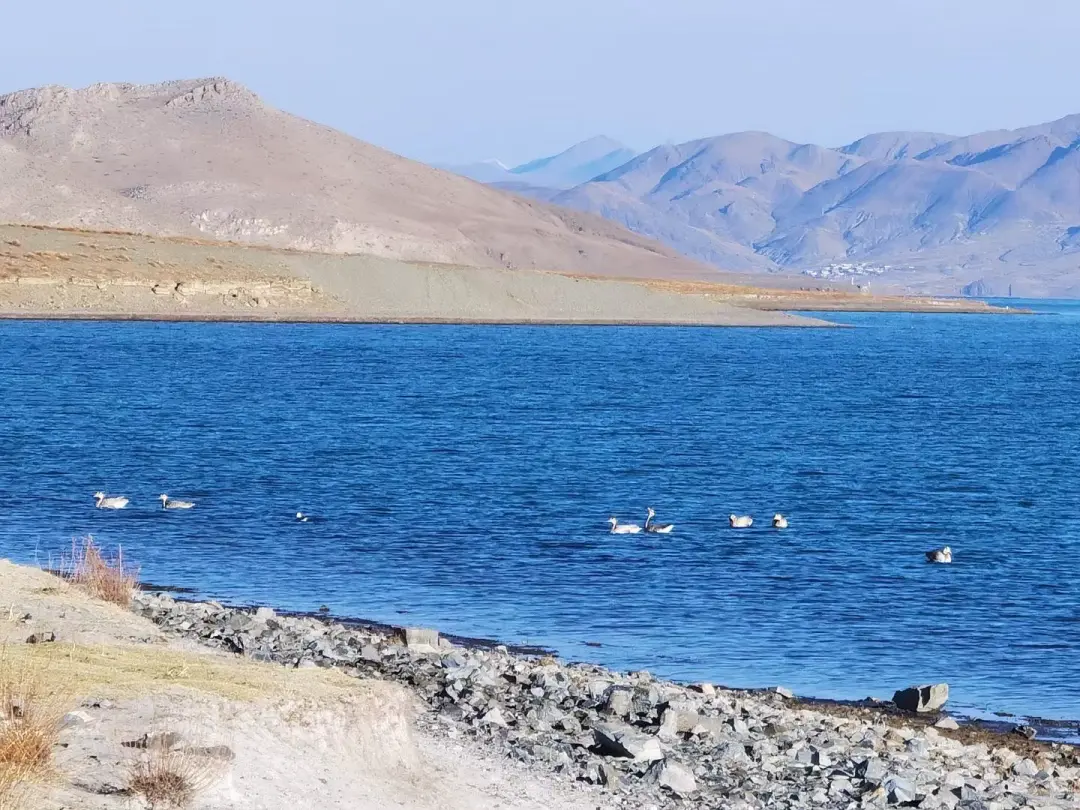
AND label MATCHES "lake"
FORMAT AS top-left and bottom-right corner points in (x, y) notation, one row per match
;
(1, 301), (1078, 721)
